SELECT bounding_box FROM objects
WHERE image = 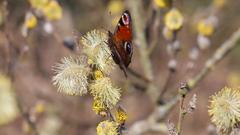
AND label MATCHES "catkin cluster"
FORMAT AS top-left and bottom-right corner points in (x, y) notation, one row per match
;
(53, 29), (128, 135)
(53, 29), (121, 110)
